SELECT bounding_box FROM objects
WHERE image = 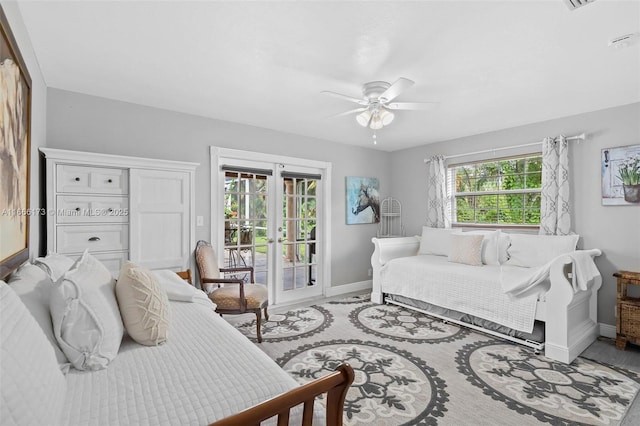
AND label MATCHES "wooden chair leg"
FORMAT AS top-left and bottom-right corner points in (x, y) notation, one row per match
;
(256, 310), (262, 343)
(263, 306), (269, 321)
